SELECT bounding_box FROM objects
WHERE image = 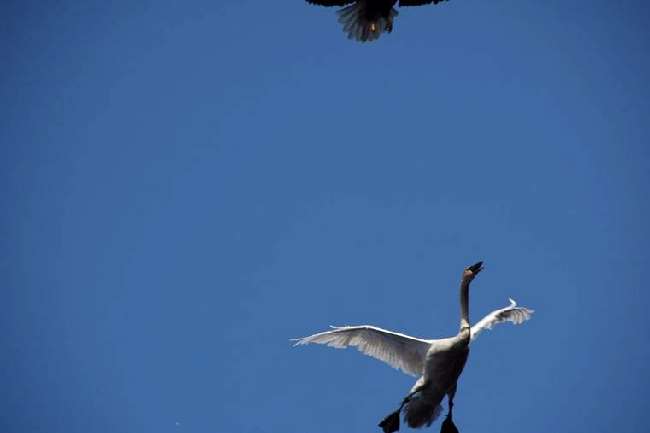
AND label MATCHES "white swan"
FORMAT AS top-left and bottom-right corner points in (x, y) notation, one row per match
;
(293, 262), (533, 433)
